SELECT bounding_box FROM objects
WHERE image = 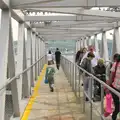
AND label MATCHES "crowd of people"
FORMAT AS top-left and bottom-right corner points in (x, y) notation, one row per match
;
(75, 45), (120, 120)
